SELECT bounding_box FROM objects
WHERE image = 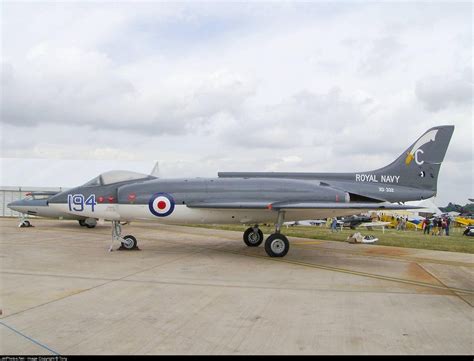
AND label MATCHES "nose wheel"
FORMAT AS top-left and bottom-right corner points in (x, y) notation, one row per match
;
(120, 235), (138, 250)
(110, 221), (139, 251)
